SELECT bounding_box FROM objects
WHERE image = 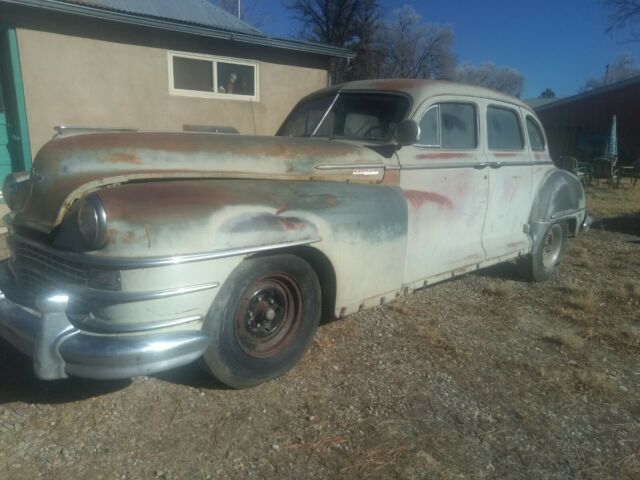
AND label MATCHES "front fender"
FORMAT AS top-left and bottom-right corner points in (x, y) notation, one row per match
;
(528, 169), (586, 250)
